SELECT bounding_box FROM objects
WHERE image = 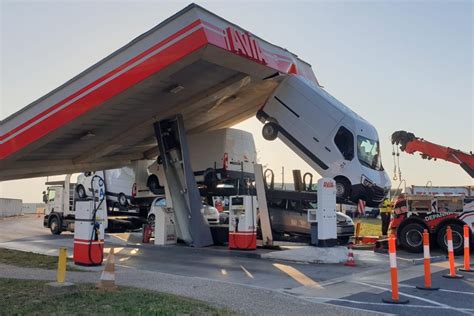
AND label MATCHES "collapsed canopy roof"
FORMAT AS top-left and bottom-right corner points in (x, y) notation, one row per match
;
(0, 4), (318, 180)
